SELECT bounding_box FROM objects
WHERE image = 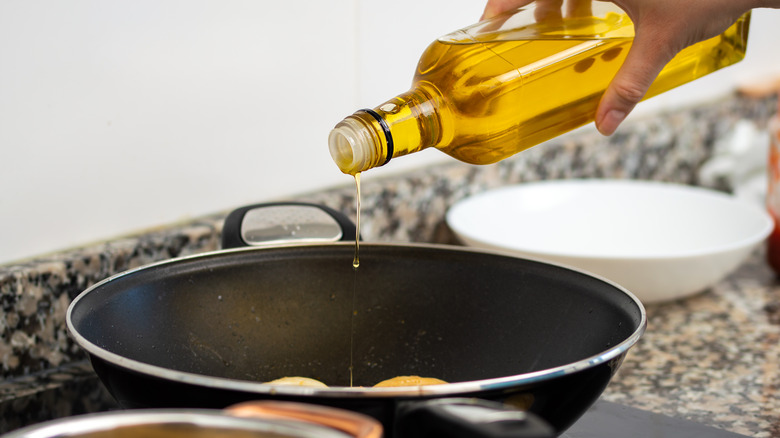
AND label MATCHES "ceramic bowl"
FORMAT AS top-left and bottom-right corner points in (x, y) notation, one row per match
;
(446, 179), (773, 303)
